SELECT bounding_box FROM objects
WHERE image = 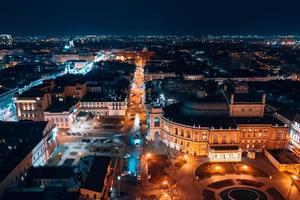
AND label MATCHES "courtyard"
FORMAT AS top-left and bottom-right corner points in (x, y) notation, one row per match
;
(195, 162), (269, 179)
